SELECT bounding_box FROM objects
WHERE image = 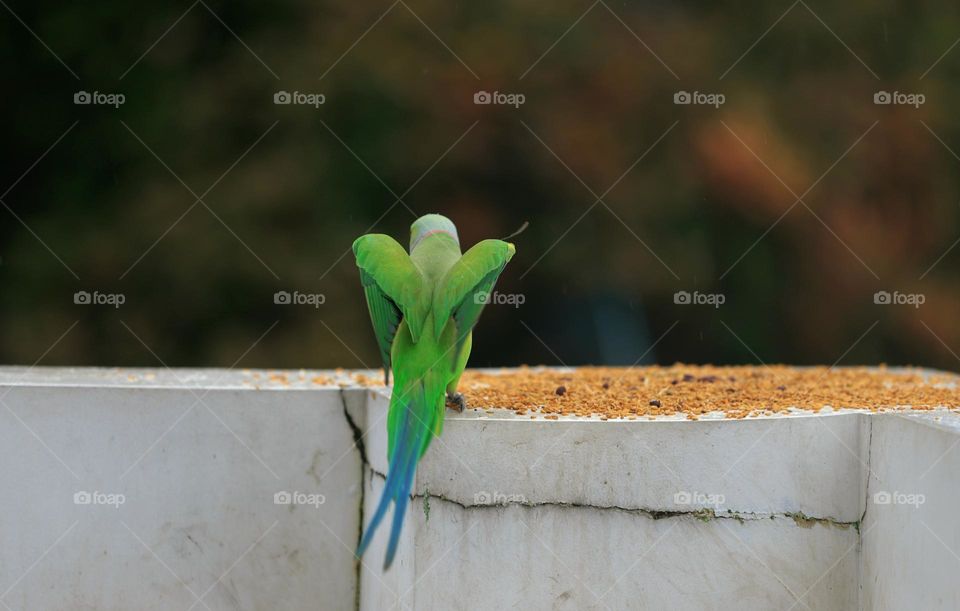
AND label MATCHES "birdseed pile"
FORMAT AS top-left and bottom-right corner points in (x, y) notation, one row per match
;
(456, 365), (960, 420)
